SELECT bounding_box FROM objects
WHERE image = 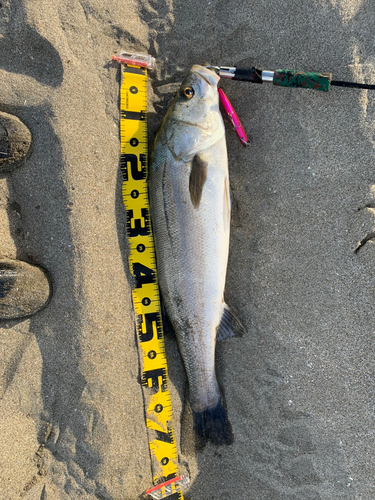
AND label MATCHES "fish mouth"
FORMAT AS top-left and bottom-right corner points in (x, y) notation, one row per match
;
(191, 65), (220, 87)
